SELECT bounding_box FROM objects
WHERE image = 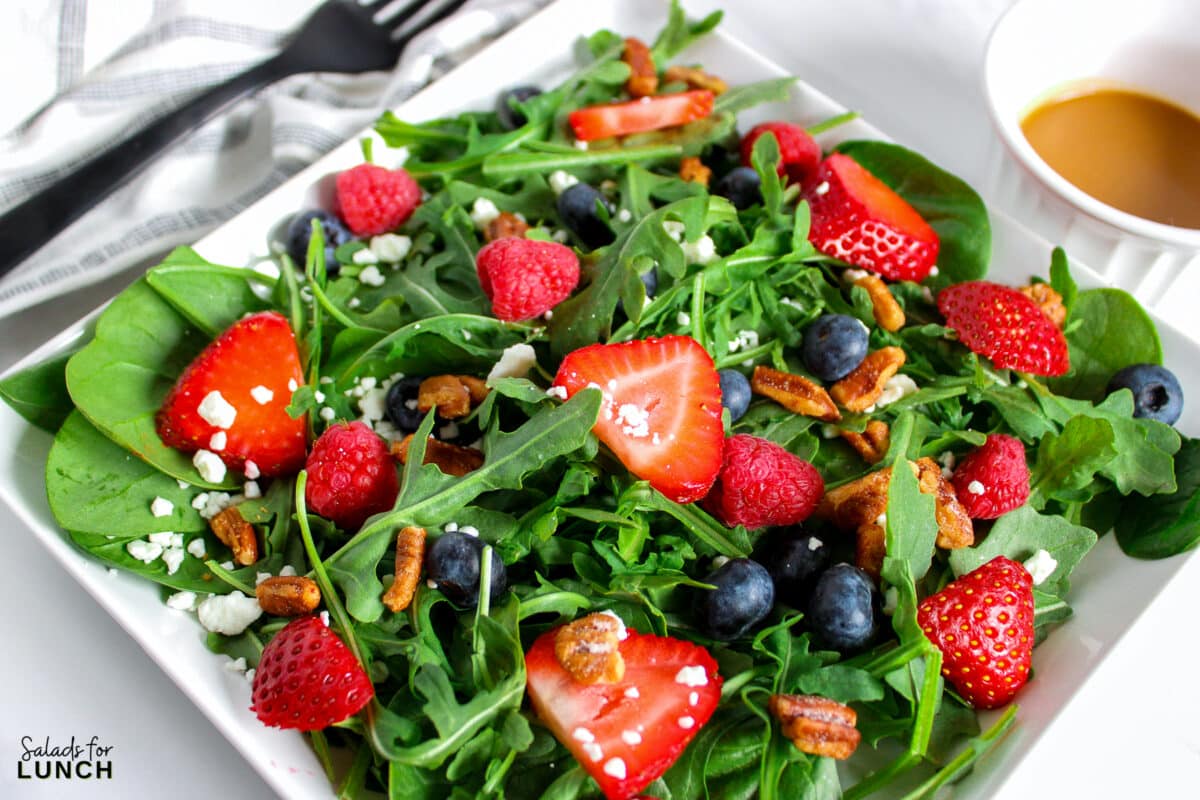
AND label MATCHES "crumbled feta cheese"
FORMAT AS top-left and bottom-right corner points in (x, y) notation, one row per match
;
(469, 197), (501, 229)
(198, 491), (238, 521)
(191, 492), (210, 510)
(929, 266), (940, 277)
(662, 220), (686, 242)
(244, 668), (256, 684)
(967, 480), (986, 495)
(938, 451), (956, 479)
(369, 233), (412, 262)
(573, 139), (589, 151)
(681, 234), (717, 265)
(177, 479), (190, 490)
(546, 385), (568, 400)
(459, 525), (479, 538)
(808, 537), (824, 551)
(197, 591), (262, 636)
(319, 407), (336, 422)
(624, 686), (640, 699)
(255, 571), (272, 586)
(166, 591), (197, 611)
(162, 547), (185, 575)
(150, 497), (174, 517)
(352, 248), (379, 265)
(551, 228), (570, 243)
(572, 728), (595, 743)
(486, 343), (538, 384)
(126, 540), (162, 563)
(621, 730), (642, 745)
(244, 460), (260, 480)
(320, 375), (334, 385)
(360, 376), (377, 391)
(677, 716), (695, 730)
(882, 586), (899, 616)
(358, 265), (386, 287)
(225, 656), (247, 673)
(814, 181), (830, 196)
(727, 329), (759, 353)
(220, 561), (234, 570)
(187, 538), (207, 558)
(876, 513), (888, 526)
(543, 309), (554, 321)
(280, 565), (297, 577)
(603, 758), (627, 779)
(148, 531), (176, 547)
(193, 449), (227, 483)
(711, 555), (730, 569)
(197, 390), (237, 429)
(439, 422), (460, 440)
(597, 609), (628, 640)
(876, 374), (919, 408)
(675, 666), (709, 687)
(548, 170), (579, 196)
(676, 311), (691, 326)
(209, 431), (227, 451)
(616, 208), (632, 223)
(1024, 549), (1058, 586)
(616, 403), (651, 438)
(244, 481), (262, 499)
(250, 385), (274, 405)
